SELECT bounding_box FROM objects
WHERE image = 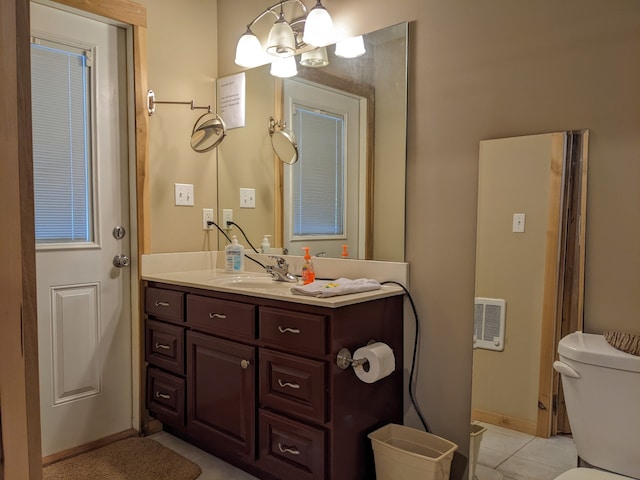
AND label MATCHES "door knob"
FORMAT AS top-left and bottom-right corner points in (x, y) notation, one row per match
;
(112, 254), (130, 268)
